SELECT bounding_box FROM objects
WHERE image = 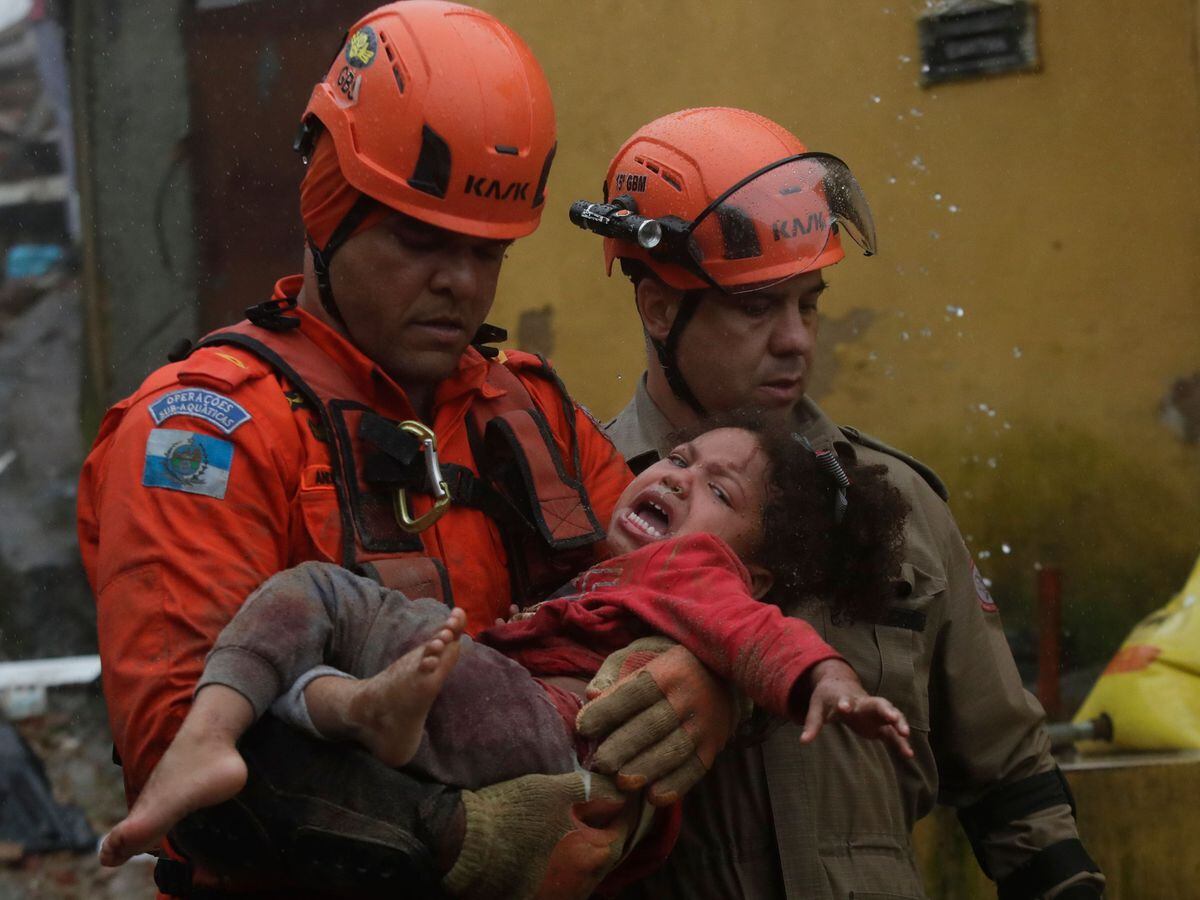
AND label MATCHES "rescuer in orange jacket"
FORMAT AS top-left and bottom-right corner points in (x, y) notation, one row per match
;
(76, 4), (741, 897)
